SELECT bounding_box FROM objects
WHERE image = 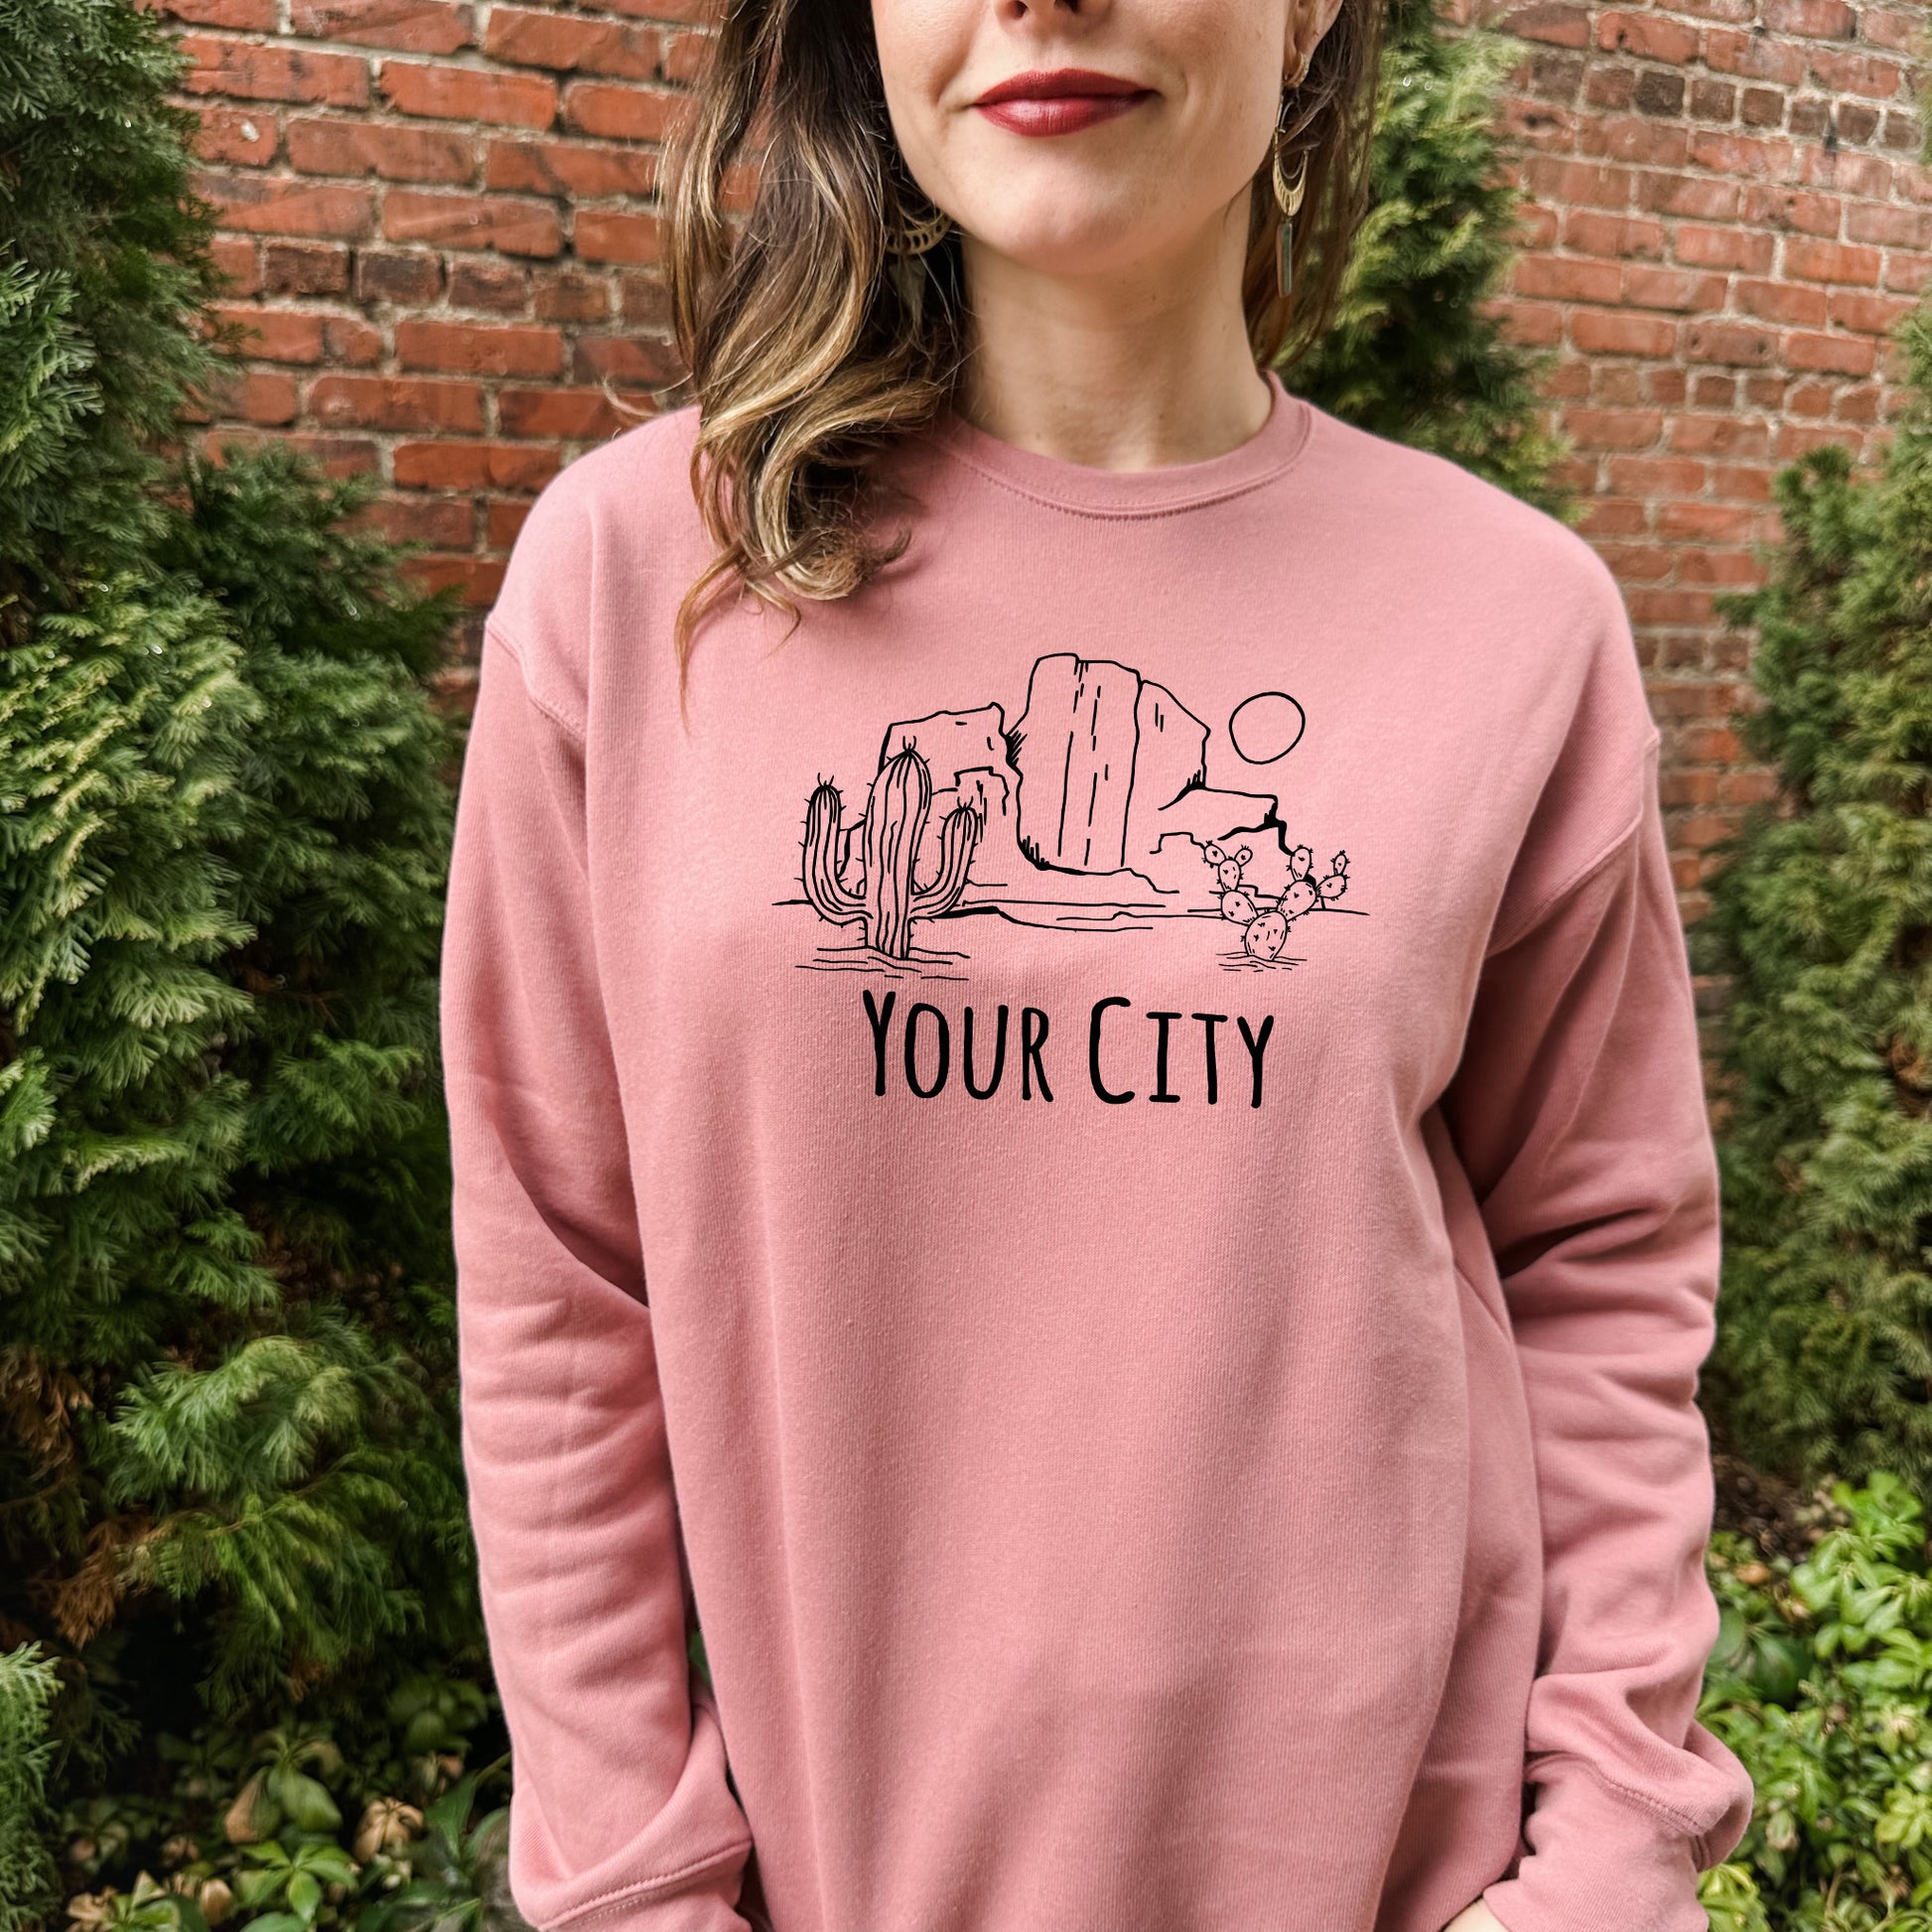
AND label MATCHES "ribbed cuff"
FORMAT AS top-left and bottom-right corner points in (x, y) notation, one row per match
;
(1480, 1768), (1712, 1932)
